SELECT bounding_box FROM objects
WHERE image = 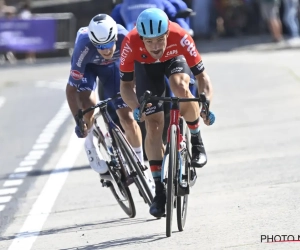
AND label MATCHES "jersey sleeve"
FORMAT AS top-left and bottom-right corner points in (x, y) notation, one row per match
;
(68, 37), (90, 87)
(176, 27), (204, 75)
(117, 24), (129, 38)
(119, 34), (135, 81)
